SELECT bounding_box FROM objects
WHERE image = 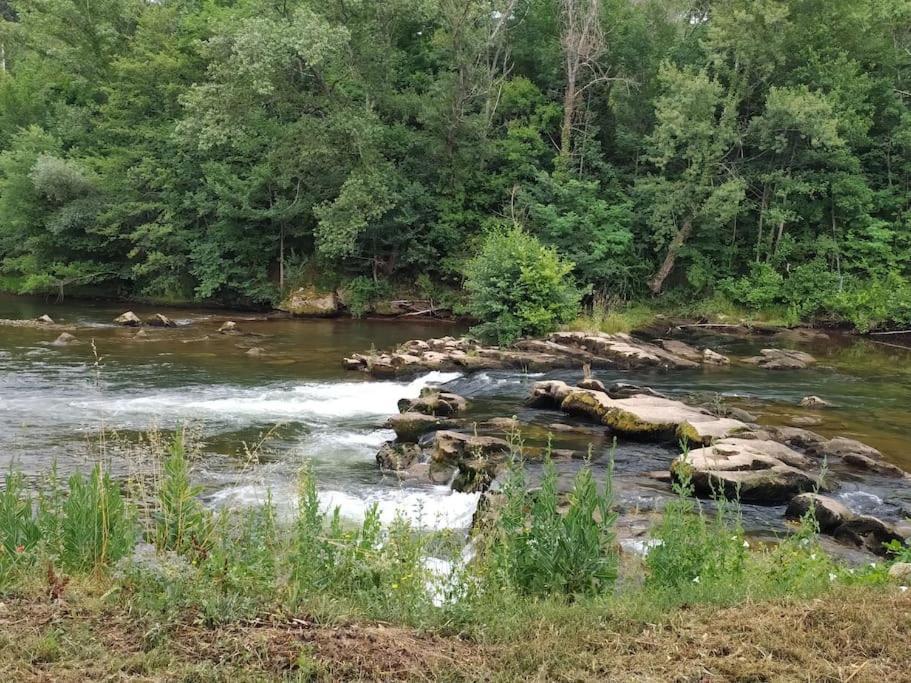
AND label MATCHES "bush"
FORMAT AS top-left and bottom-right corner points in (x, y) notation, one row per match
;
(465, 225), (581, 344)
(485, 453), (618, 598)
